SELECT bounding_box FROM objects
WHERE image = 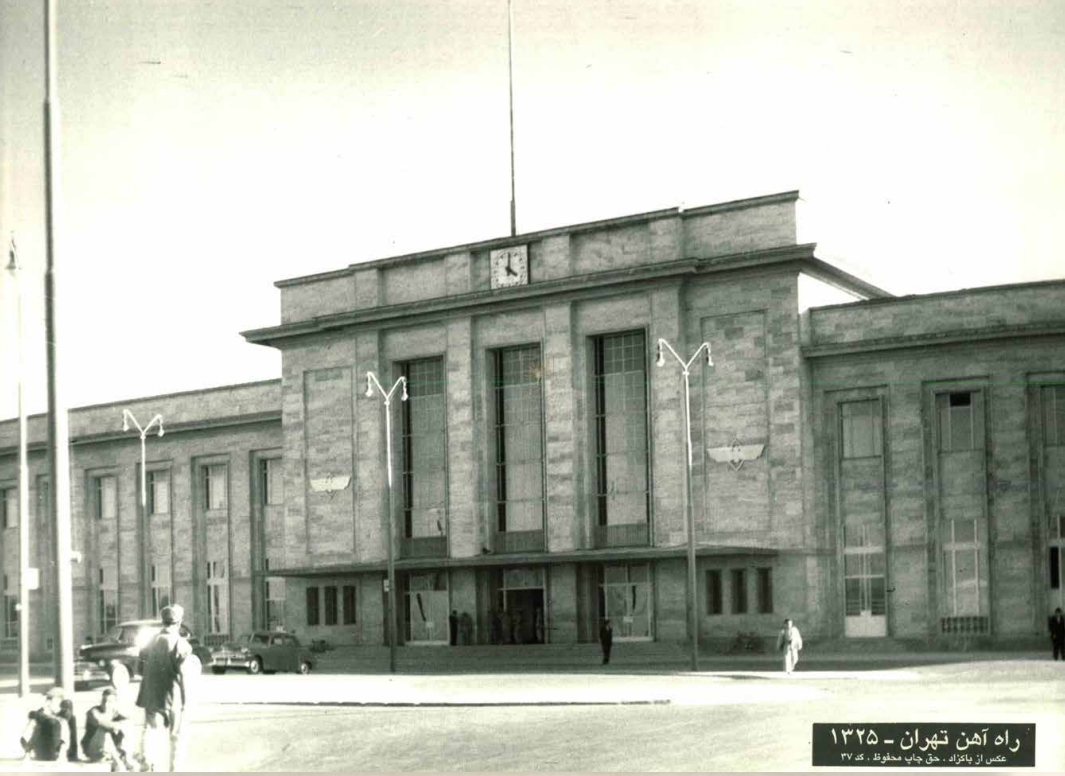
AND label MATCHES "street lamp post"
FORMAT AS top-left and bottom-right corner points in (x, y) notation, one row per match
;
(122, 410), (164, 617)
(655, 338), (713, 672)
(364, 372), (408, 675)
(8, 236), (31, 697)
